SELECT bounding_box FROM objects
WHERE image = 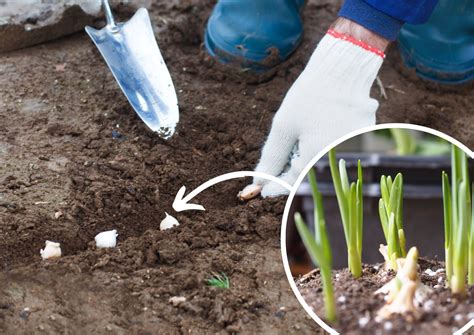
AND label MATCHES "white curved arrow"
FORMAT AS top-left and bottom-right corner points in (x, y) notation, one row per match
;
(172, 171), (293, 212)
